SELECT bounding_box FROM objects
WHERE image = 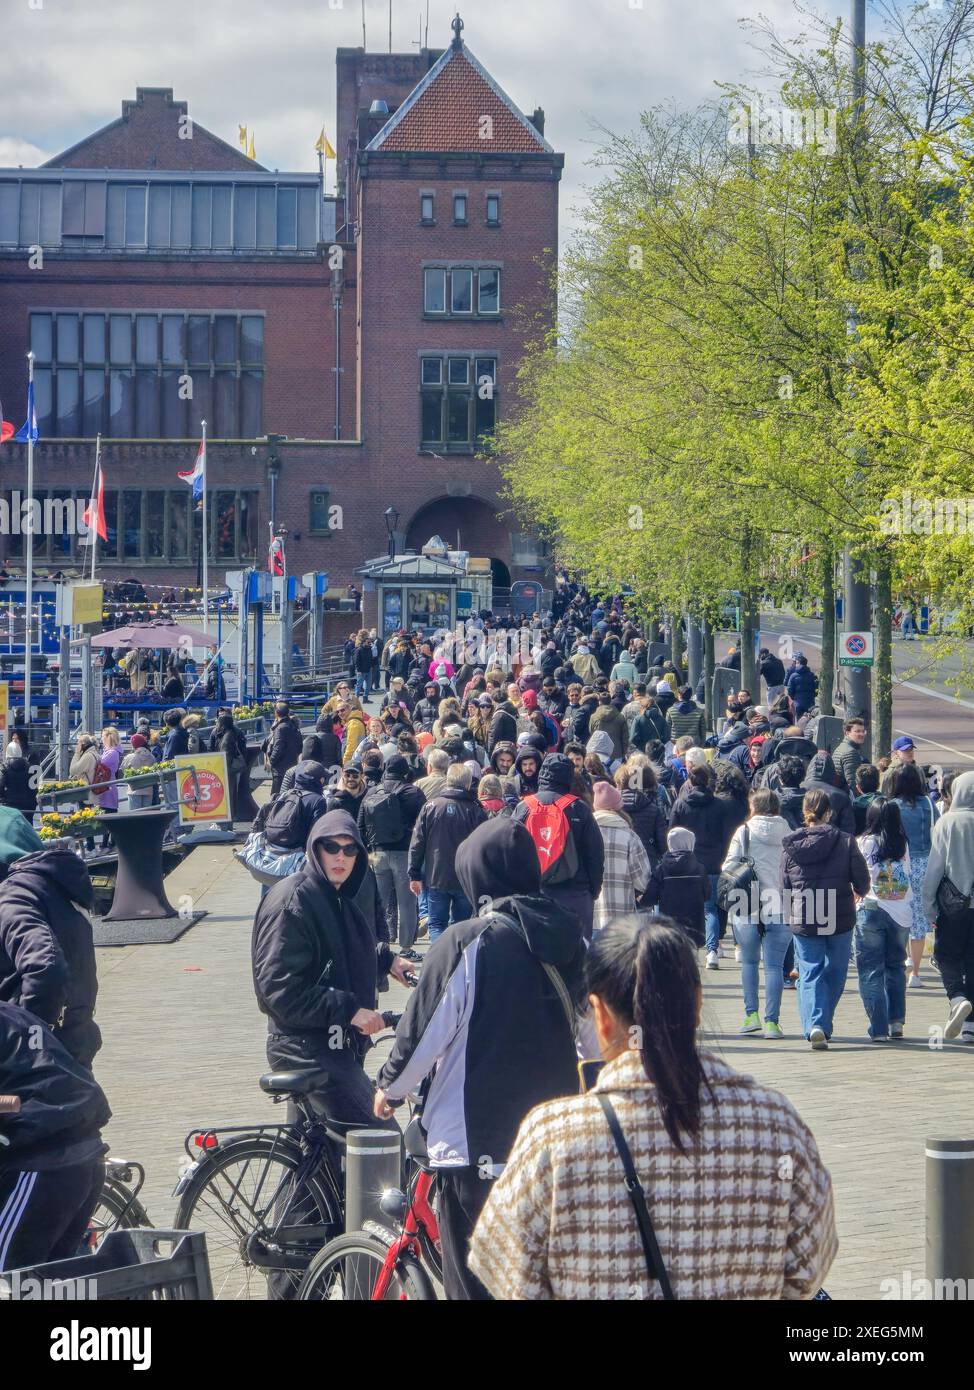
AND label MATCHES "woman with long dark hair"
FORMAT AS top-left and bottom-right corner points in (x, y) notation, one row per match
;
(855, 796), (912, 1041)
(468, 919), (837, 1300)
